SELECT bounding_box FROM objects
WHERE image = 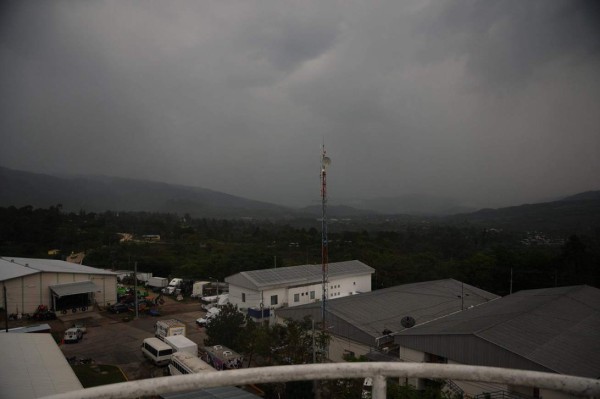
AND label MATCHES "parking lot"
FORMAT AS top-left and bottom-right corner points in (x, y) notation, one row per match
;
(57, 298), (208, 380)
